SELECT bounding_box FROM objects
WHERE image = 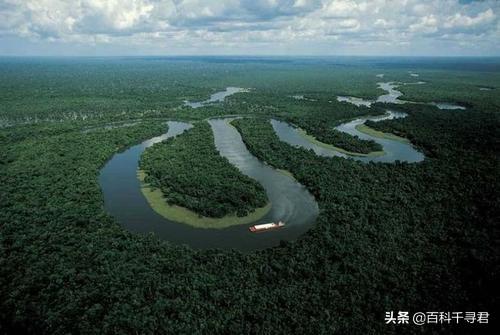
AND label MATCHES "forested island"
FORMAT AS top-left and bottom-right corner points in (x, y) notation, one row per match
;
(296, 122), (382, 154)
(140, 121), (269, 219)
